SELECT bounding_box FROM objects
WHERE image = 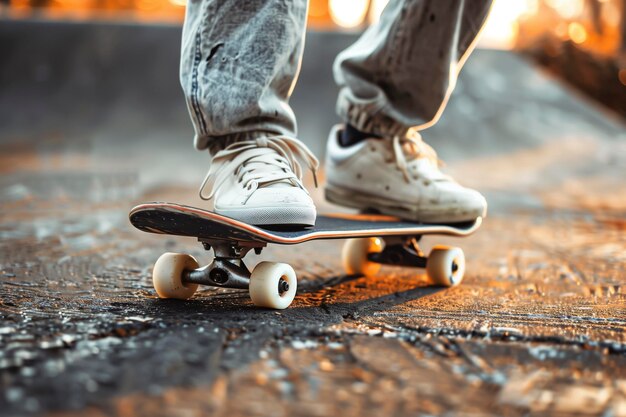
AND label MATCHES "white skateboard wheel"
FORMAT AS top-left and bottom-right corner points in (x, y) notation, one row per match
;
(249, 261), (297, 309)
(342, 237), (384, 277)
(152, 252), (200, 299)
(426, 245), (465, 287)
